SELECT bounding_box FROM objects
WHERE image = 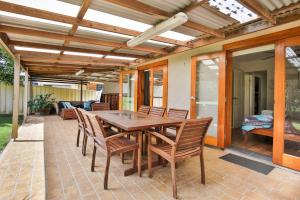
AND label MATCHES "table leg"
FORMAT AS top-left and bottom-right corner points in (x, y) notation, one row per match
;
(138, 131), (142, 177)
